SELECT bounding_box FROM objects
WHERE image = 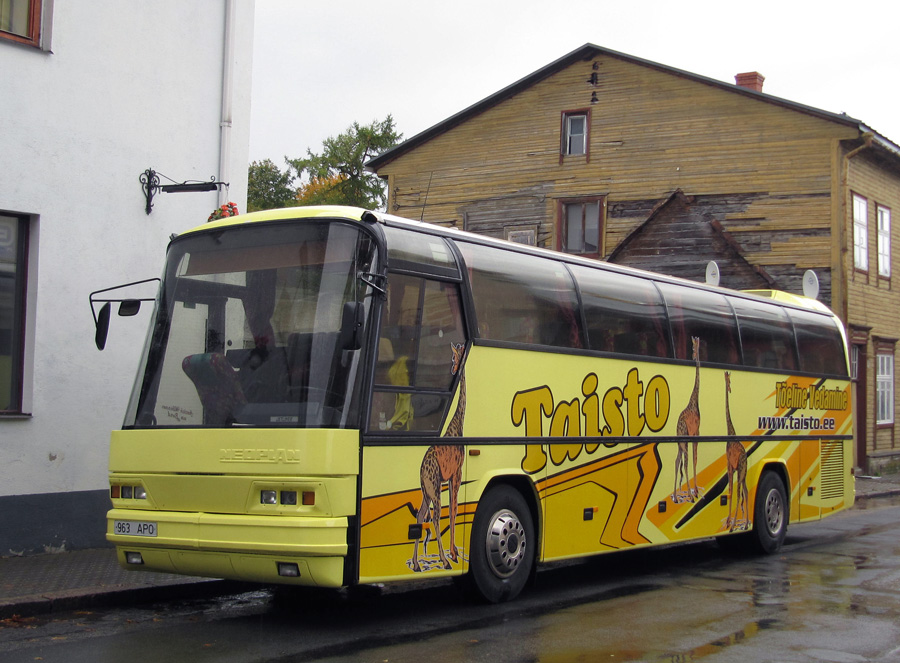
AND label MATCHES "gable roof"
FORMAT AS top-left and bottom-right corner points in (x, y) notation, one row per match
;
(367, 43), (897, 171)
(607, 189), (776, 290)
